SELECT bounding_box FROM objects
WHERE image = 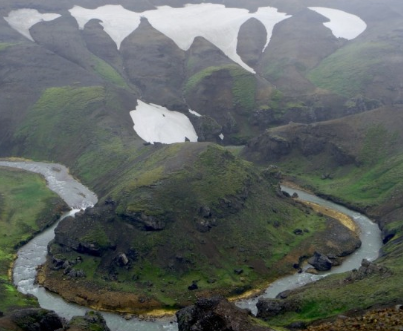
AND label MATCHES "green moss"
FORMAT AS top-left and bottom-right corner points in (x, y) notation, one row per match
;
(80, 223), (111, 250)
(0, 43), (13, 52)
(307, 42), (390, 97)
(358, 124), (399, 166)
(230, 65), (256, 112)
(0, 167), (65, 312)
(92, 56), (128, 88)
(13, 86), (140, 189)
(185, 64), (256, 111)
